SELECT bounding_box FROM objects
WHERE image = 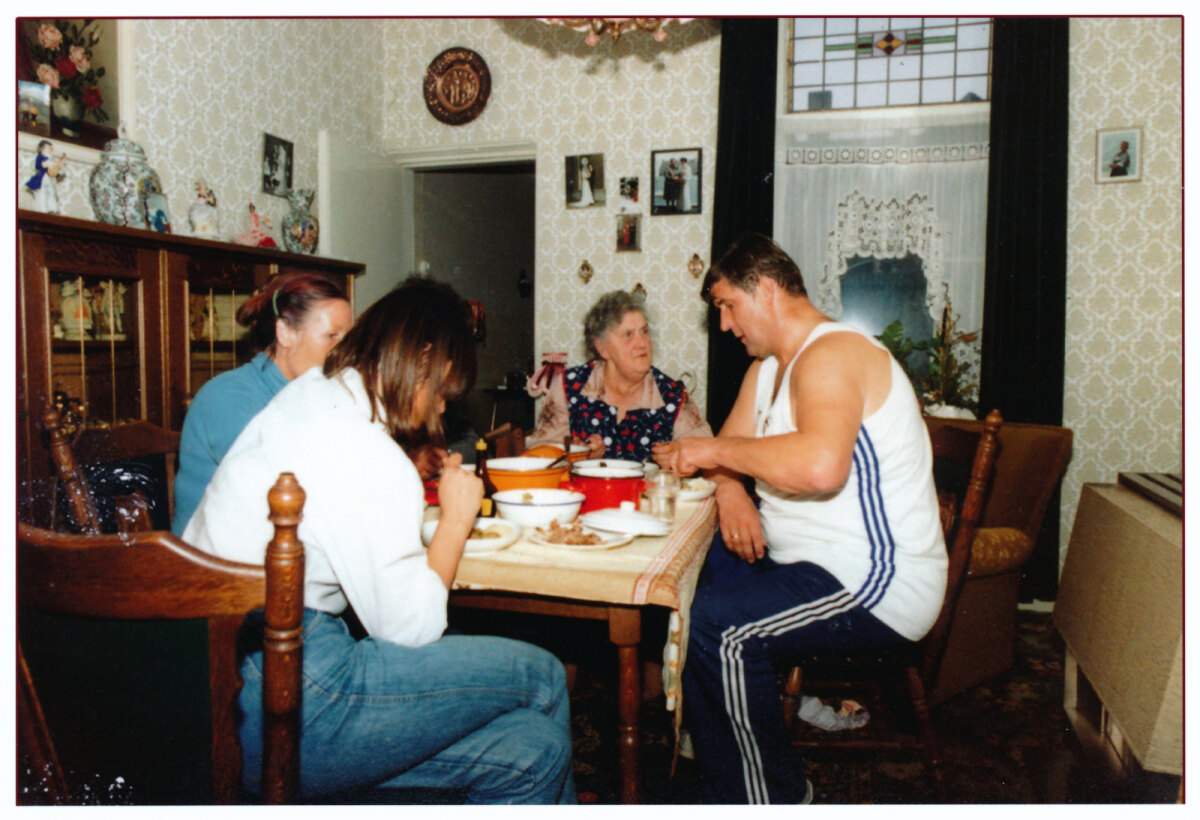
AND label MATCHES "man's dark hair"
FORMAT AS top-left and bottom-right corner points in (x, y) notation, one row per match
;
(701, 231), (807, 301)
